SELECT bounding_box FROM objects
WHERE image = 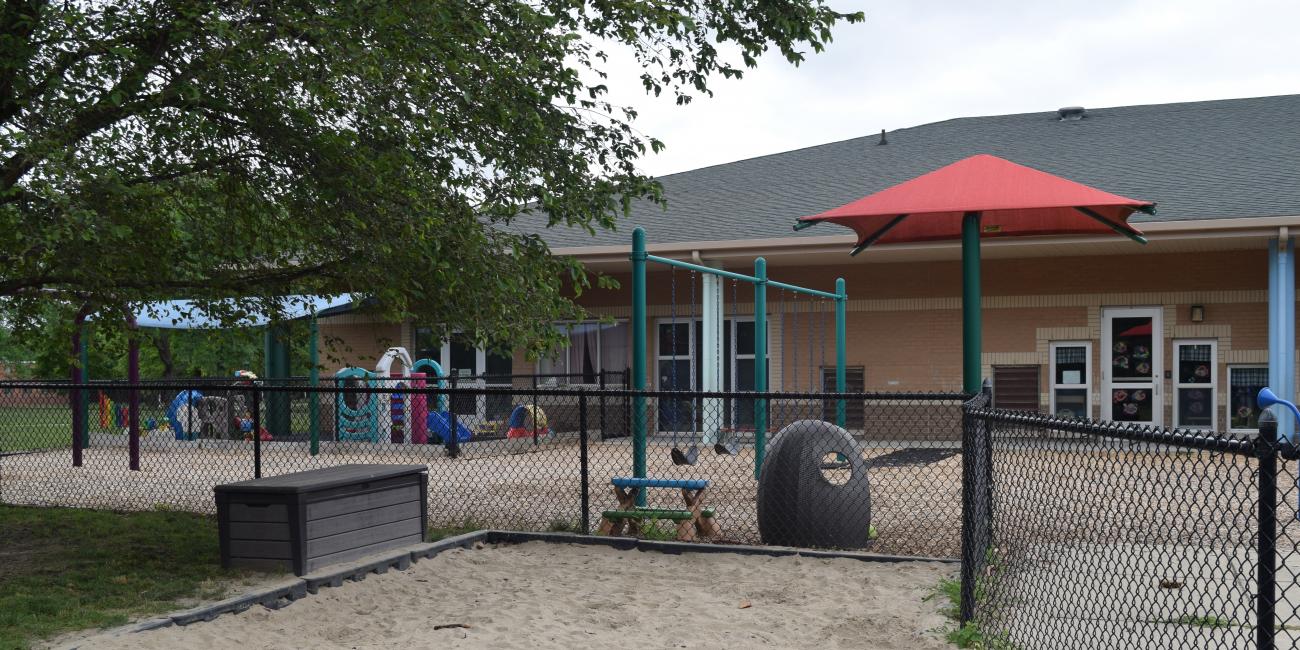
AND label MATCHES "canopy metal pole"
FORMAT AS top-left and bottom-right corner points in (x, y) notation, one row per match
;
(753, 257), (768, 478)
(962, 211), (983, 395)
(309, 317), (320, 455)
(835, 278), (847, 428)
(631, 228), (648, 506)
(70, 307), (89, 467)
(127, 317), (140, 471)
(78, 320), (90, 448)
